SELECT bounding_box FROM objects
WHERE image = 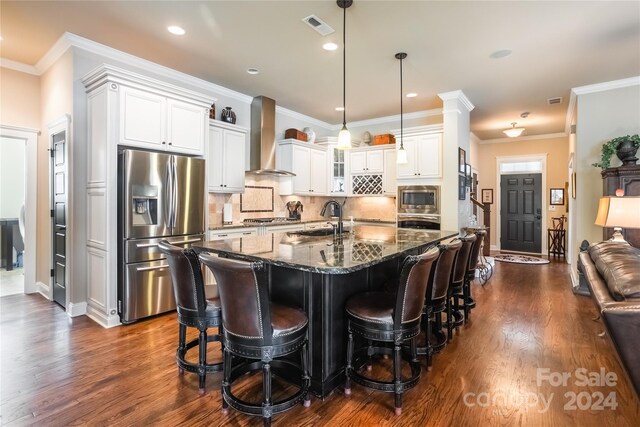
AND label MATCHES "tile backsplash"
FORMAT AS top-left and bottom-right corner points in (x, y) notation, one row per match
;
(208, 174), (396, 225)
